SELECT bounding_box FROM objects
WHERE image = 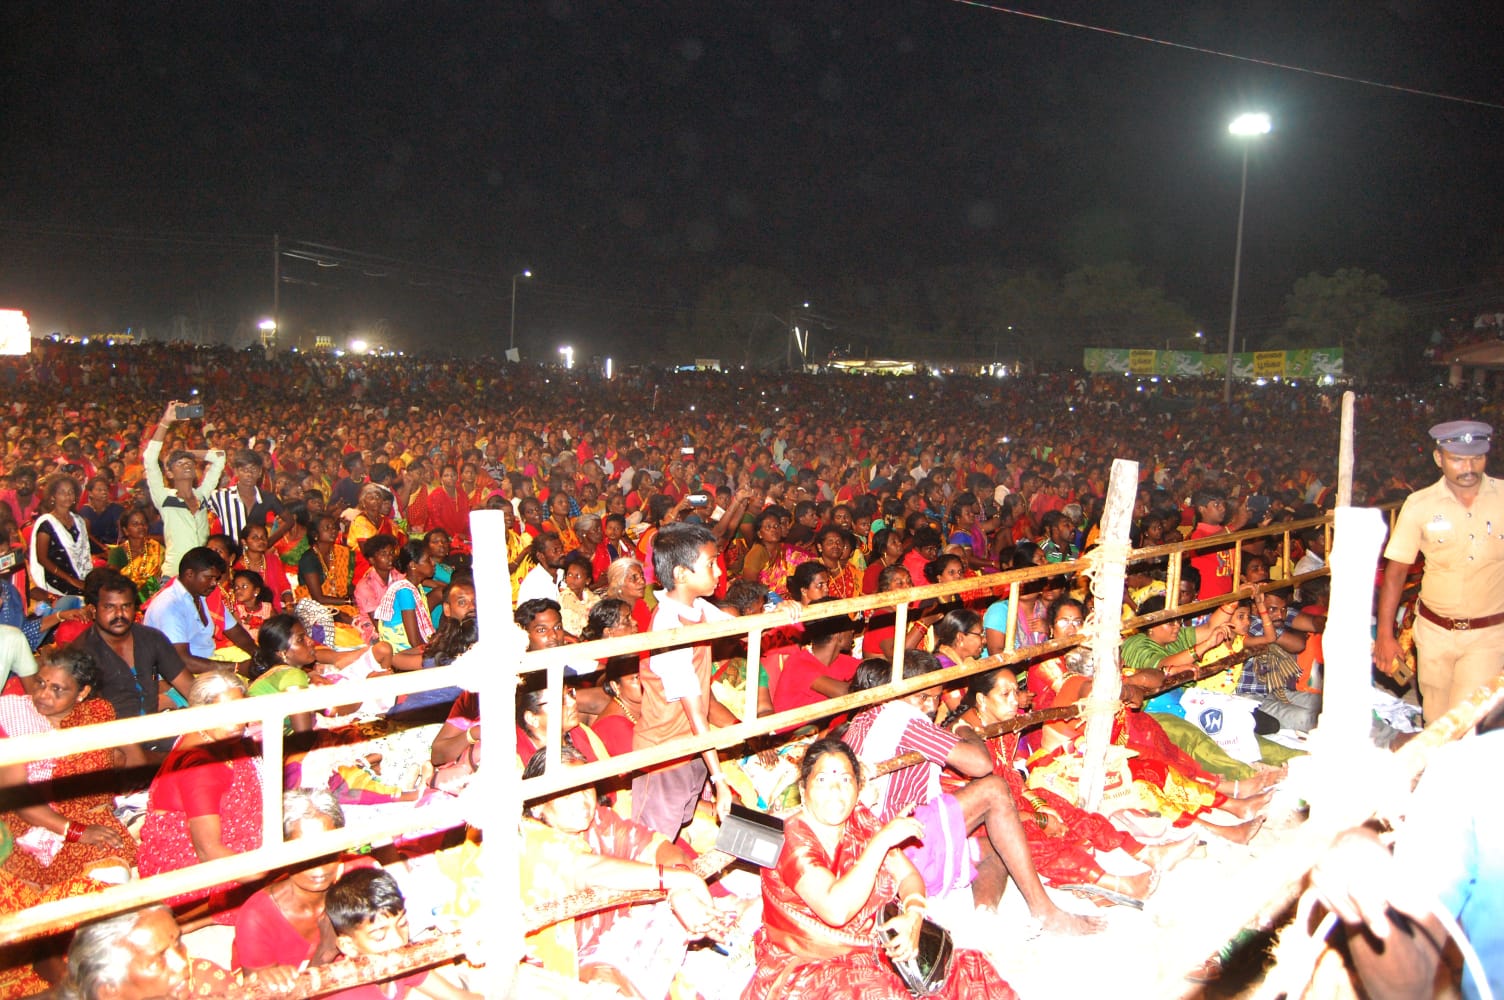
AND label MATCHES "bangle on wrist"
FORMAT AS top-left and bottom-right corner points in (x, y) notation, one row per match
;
(64, 822), (83, 843)
(464, 727), (479, 744)
(902, 893), (927, 914)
